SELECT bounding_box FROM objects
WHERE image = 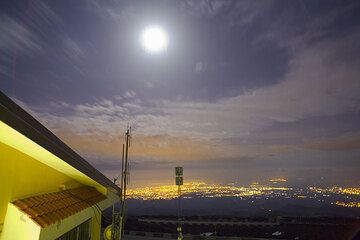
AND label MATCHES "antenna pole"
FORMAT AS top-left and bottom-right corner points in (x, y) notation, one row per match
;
(119, 128), (131, 240)
(175, 167), (183, 240)
(120, 143), (125, 205)
(178, 184), (182, 238)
